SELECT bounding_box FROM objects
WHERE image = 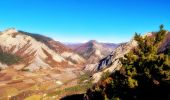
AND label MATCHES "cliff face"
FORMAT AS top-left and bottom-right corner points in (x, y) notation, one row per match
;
(88, 39), (138, 82)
